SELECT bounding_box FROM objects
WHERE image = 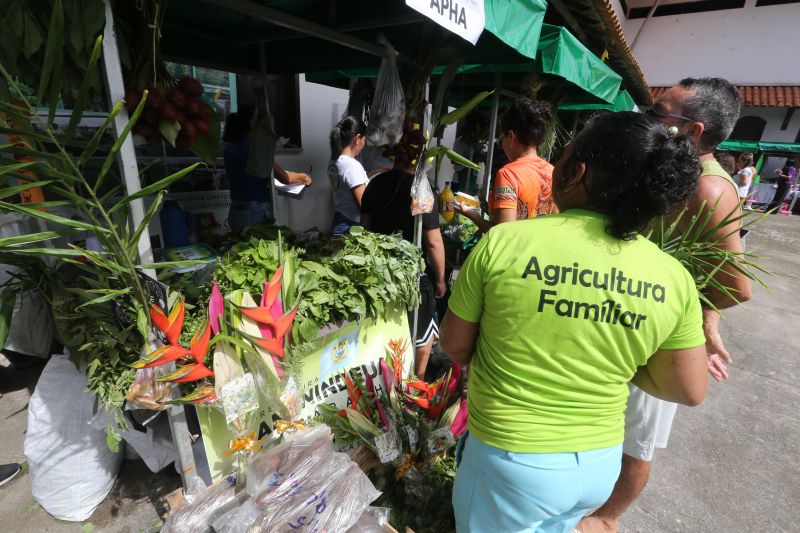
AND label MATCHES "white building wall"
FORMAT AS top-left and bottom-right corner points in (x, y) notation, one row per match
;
(739, 107), (800, 143)
(273, 76), (350, 233)
(617, 3), (800, 86)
